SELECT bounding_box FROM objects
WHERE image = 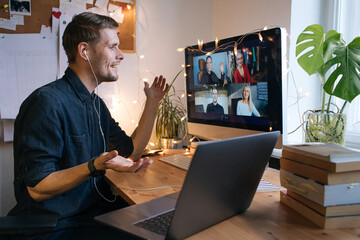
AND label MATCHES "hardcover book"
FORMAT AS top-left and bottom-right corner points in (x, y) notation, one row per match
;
(280, 191), (360, 229)
(287, 189), (360, 217)
(282, 143), (360, 173)
(280, 157), (360, 185)
(280, 169), (360, 206)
